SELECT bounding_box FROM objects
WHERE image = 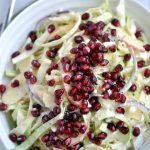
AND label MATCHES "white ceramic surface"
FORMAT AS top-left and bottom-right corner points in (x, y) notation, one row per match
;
(0, 0), (150, 149)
